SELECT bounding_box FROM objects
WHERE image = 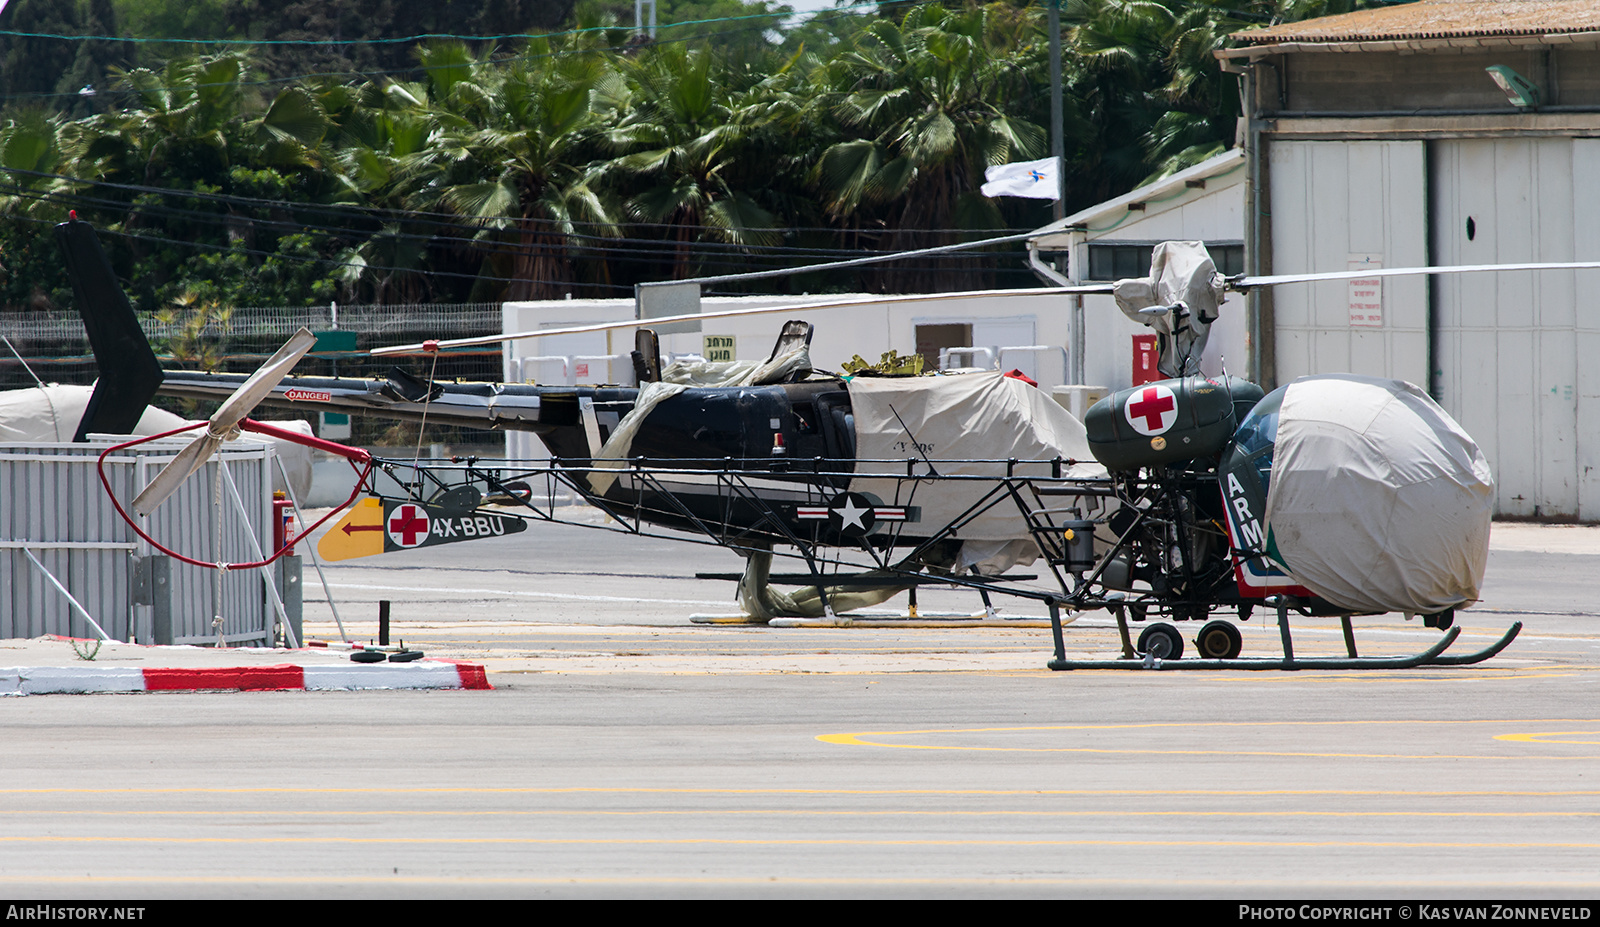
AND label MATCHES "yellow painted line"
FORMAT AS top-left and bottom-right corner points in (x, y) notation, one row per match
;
(816, 745), (1595, 759)
(1496, 731), (1600, 744)
(7, 785), (1600, 796)
(5, 808), (1599, 819)
(819, 718), (1600, 757)
(2, 835), (1600, 849)
(819, 720), (1600, 758)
